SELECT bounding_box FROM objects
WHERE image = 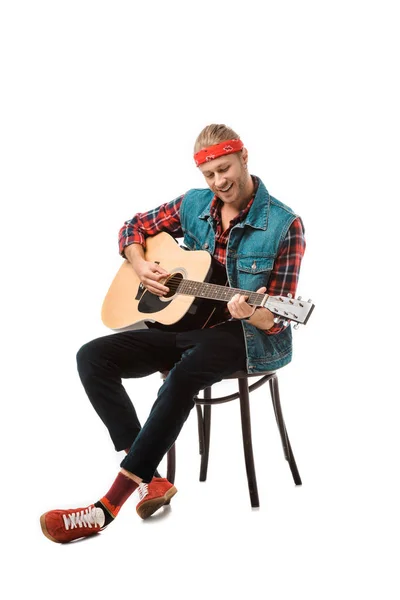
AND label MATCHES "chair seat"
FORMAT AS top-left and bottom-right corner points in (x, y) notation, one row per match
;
(195, 371), (276, 405)
(222, 370), (276, 380)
